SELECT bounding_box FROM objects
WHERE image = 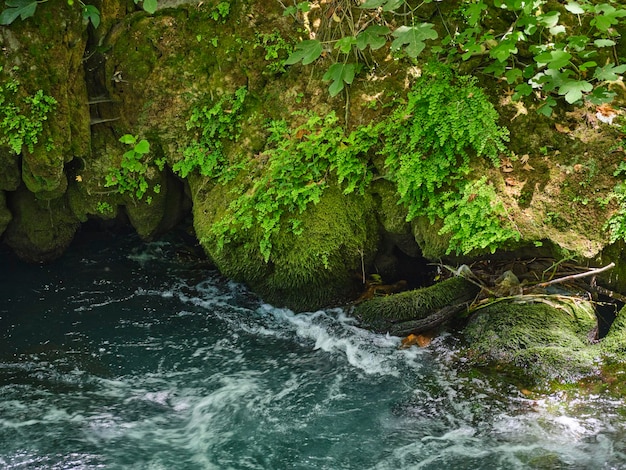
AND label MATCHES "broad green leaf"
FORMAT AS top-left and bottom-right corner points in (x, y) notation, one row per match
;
(134, 139), (150, 154)
(361, 0), (403, 11)
(119, 134), (137, 145)
(390, 24), (438, 58)
(587, 86), (616, 105)
(594, 39), (616, 47)
(489, 39), (518, 62)
(567, 35), (589, 51)
(82, 4), (100, 28)
(578, 61), (597, 71)
(505, 68), (522, 84)
(512, 82), (533, 100)
(558, 80), (593, 103)
(356, 25), (390, 51)
(335, 36), (356, 54)
(536, 97), (557, 116)
(360, 0), (385, 7)
(564, 1), (585, 14)
(323, 63), (356, 97)
(464, 1), (487, 26)
(285, 40), (323, 65)
(0, 0), (38, 25)
(594, 63), (626, 81)
(534, 50), (572, 69)
(537, 11), (559, 28)
(142, 0), (157, 14)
